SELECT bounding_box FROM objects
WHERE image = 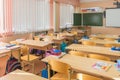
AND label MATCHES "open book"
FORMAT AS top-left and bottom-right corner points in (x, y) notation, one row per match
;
(92, 61), (112, 71)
